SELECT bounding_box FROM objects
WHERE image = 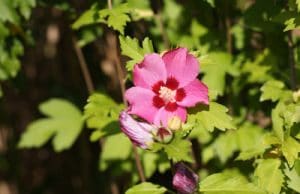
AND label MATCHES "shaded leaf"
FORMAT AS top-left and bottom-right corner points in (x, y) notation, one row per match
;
(260, 80), (285, 102)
